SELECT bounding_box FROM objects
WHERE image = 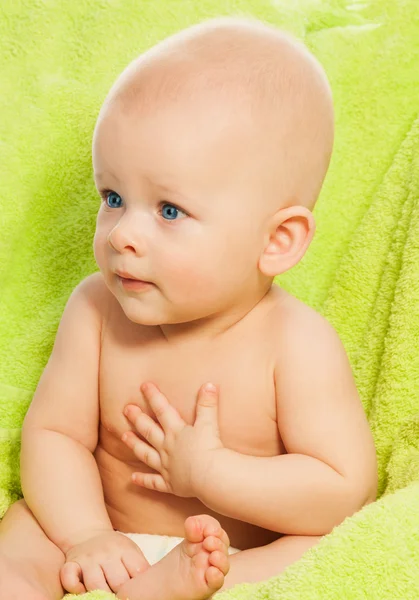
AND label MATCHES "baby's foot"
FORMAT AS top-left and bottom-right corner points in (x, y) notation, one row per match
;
(172, 514), (230, 598)
(117, 514), (230, 600)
